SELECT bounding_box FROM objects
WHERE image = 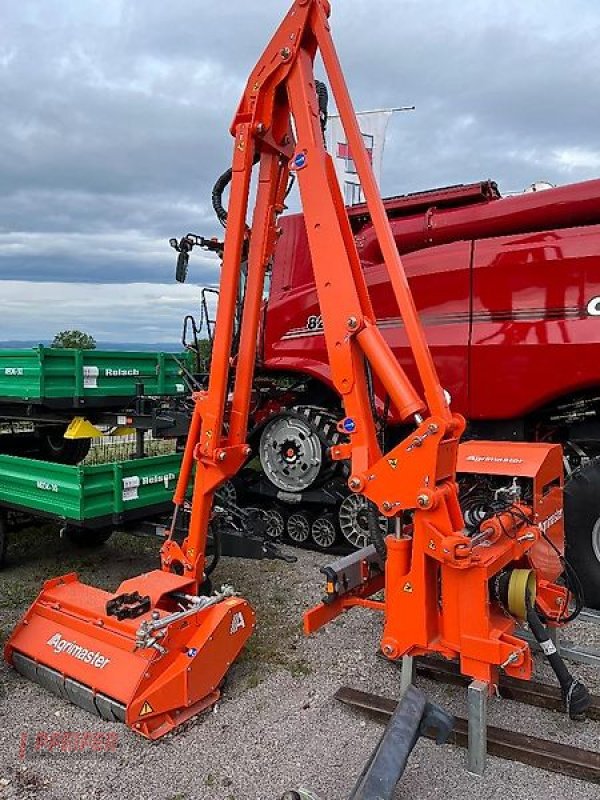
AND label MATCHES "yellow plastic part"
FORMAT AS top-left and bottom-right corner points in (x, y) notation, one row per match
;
(507, 568), (537, 620)
(63, 417), (103, 440)
(111, 426), (136, 437)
